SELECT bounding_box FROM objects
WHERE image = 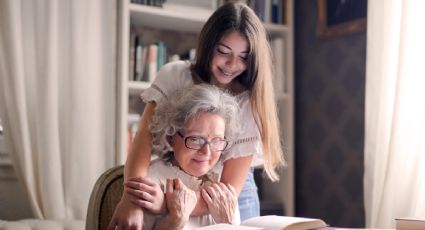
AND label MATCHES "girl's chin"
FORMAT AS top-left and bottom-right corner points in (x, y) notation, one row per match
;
(213, 78), (232, 88)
